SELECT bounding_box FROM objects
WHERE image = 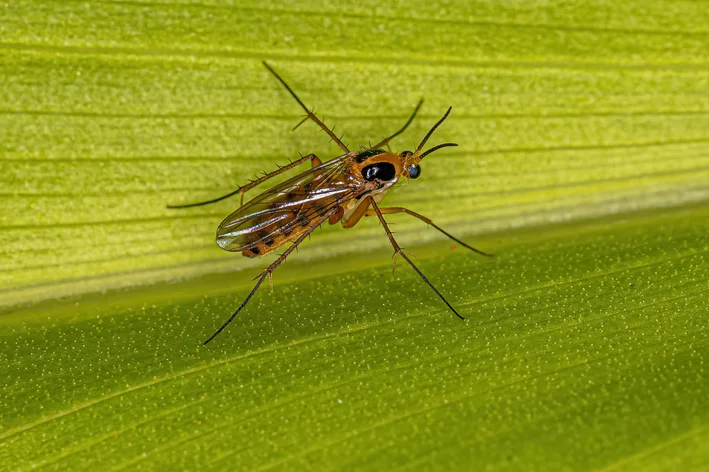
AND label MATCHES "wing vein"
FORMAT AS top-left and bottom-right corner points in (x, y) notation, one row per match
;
(216, 154), (361, 252)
